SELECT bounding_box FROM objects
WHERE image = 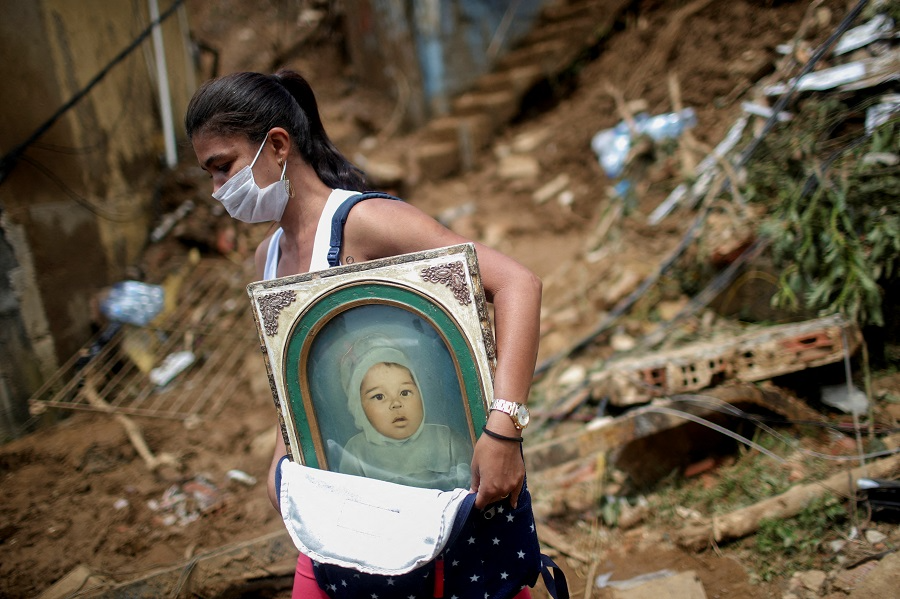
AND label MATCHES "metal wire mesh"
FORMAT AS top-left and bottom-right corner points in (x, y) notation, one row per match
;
(28, 257), (258, 420)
